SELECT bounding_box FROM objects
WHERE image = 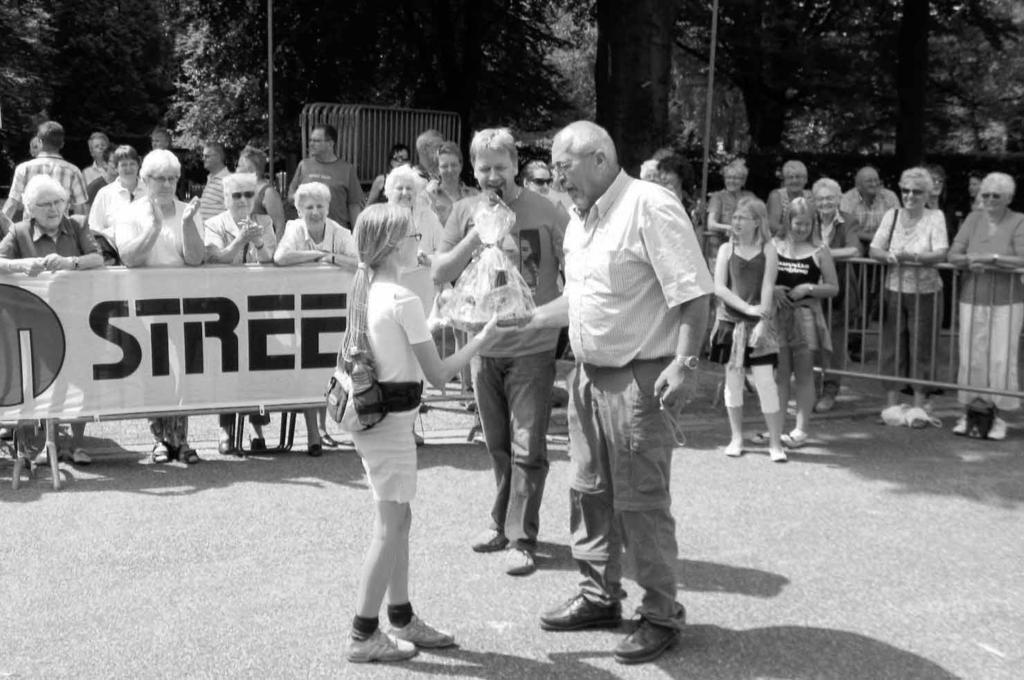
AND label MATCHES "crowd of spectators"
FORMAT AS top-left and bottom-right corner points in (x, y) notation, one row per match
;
(2, 117), (1023, 468)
